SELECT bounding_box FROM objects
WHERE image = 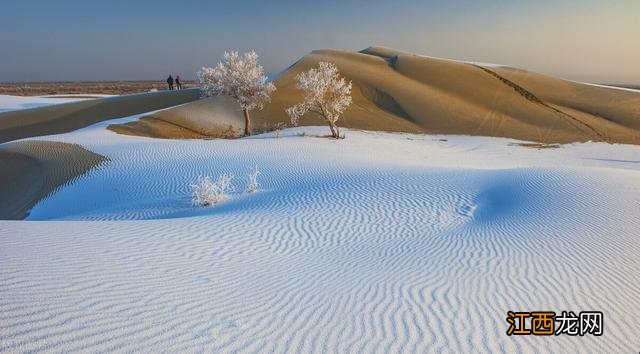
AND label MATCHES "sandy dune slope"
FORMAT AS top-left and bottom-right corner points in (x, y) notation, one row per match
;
(108, 95), (245, 139)
(0, 140), (106, 219)
(0, 89), (200, 144)
(114, 46), (639, 144)
(491, 66), (640, 132)
(263, 46), (640, 143)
